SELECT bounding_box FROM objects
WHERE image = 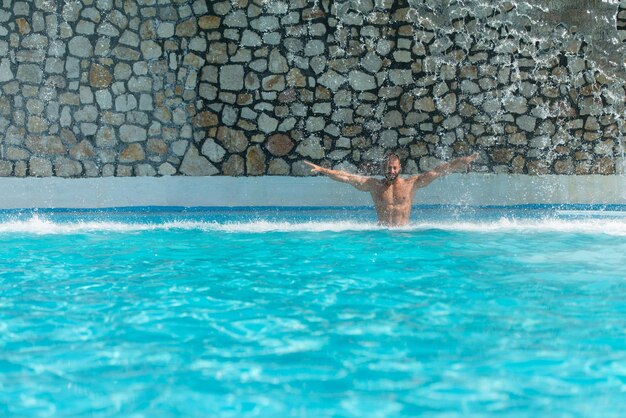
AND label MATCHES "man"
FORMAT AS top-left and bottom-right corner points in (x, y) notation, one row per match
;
(305, 153), (479, 227)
